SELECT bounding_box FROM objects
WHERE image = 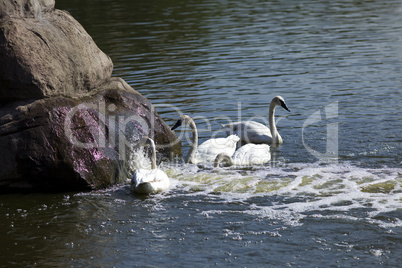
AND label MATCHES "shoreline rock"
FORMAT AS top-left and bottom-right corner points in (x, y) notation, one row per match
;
(0, 0), (181, 192)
